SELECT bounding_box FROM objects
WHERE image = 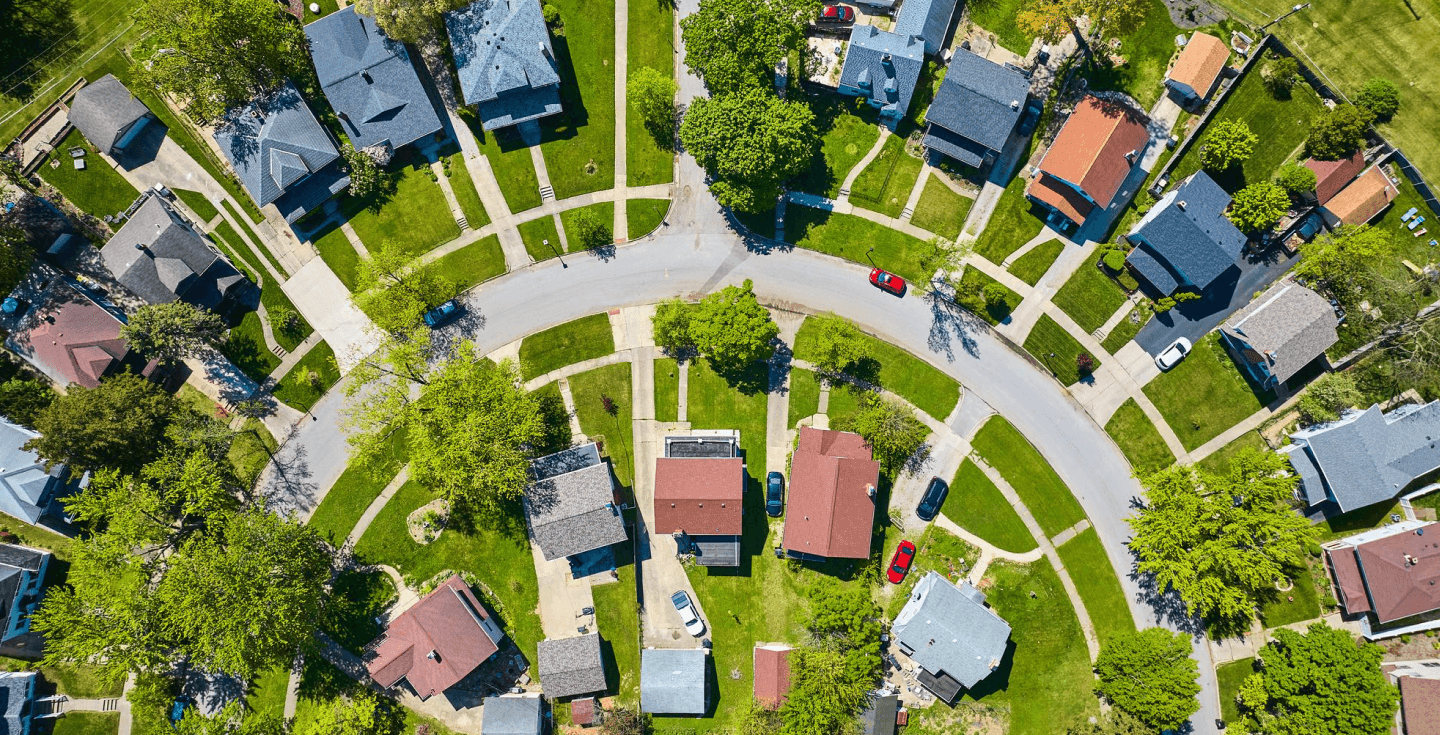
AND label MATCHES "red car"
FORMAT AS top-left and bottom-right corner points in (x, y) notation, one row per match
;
(887, 540), (916, 584)
(818, 4), (855, 22)
(870, 268), (906, 296)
